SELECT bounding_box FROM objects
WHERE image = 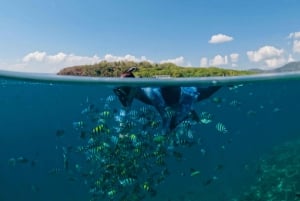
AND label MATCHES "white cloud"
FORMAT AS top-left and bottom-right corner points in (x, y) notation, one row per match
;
(264, 58), (286, 68)
(231, 63), (238, 68)
(186, 62), (192, 67)
(287, 32), (300, 54)
(247, 46), (284, 62)
(22, 51), (153, 67)
(200, 57), (208, 67)
(247, 45), (286, 69)
(3, 51), (191, 73)
(208, 34), (233, 44)
(230, 53), (239, 63)
(288, 32), (300, 39)
(103, 54), (151, 63)
(47, 52), (67, 63)
(200, 53), (239, 68)
(293, 40), (300, 53)
(22, 51), (46, 62)
(288, 54), (295, 62)
(64, 54), (101, 65)
(210, 55), (228, 66)
(160, 56), (185, 66)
